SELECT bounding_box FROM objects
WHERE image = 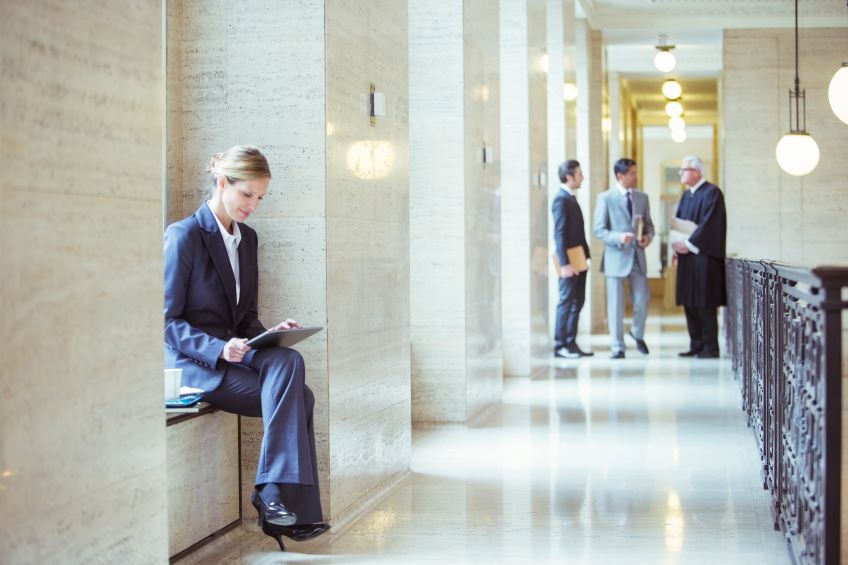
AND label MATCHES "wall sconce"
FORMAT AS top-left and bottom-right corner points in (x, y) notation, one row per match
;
(540, 53), (550, 74)
(563, 82), (578, 102)
(369, 83), (385, 127)
(654, 35), (676, 73)
(775, 0), (820, 176)
(662, 79), (682, 100)
(828, 3), (848, 124)
(481, 145), (494, 164)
